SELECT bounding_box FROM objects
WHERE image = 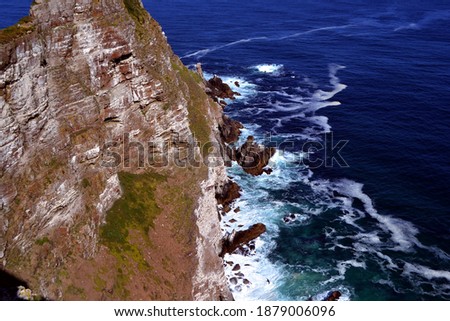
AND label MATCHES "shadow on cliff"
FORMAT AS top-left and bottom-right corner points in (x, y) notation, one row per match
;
(0, 269), (29, 300)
